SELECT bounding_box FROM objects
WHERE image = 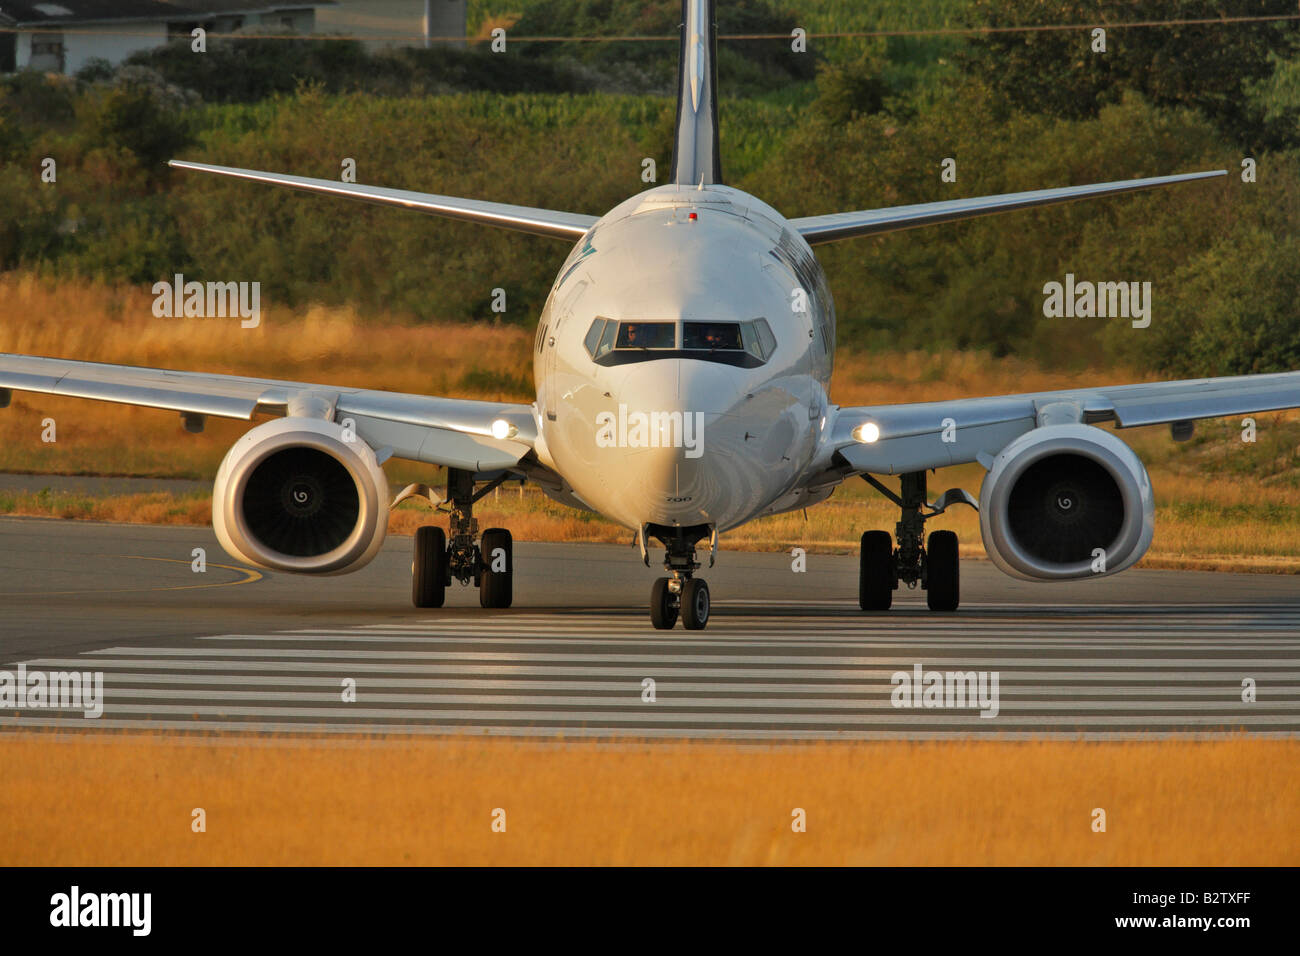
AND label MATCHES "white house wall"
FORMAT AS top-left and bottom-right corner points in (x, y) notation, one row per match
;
(317, 0), (465, 48)
(62, 22), (168, 73)
(7, 9), (322, 74)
